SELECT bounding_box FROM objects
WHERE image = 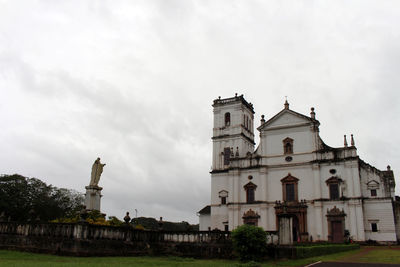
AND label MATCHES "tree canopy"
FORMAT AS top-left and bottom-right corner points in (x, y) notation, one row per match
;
(0, 174), (84, 222)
